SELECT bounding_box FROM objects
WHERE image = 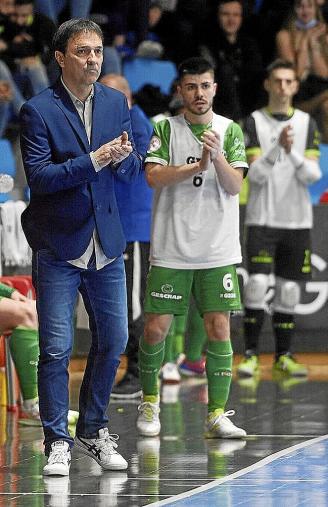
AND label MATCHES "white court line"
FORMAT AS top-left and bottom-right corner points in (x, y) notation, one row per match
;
(152, 433), (328, 506)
